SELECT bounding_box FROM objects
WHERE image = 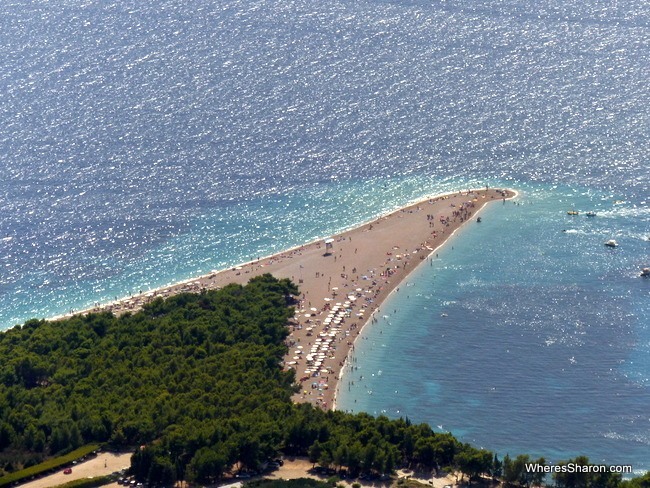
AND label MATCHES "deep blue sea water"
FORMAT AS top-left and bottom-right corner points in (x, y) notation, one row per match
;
(1, 0), (648, 472)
